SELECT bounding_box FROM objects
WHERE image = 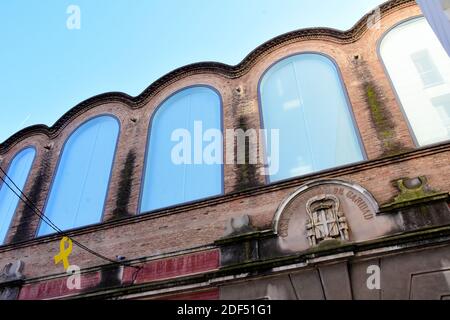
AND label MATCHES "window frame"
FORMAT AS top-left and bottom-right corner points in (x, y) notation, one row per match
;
(257, 51), (367, 185)
(35, 114), (121, 237)
(138, 85), (225, 215)
(377, 15), (450, 148)
(0, 146), (37, 245)
(410, 49), (445, 88)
